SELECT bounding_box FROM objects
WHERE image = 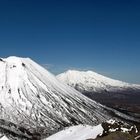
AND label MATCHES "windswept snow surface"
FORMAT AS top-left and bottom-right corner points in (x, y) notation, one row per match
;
(57, 70), (140, 93)
(45, 124), (103, 140)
